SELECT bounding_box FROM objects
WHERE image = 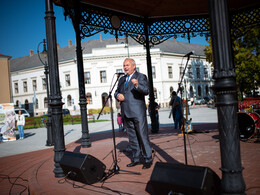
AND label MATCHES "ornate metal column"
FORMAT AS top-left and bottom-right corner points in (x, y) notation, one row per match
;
(144, 20), (158, 133)
(44, 61), (54, 146)
(37, 39), (54, 146)
(74, 1), (91, 148)
(45, 0), (65, 178)
(209, 0), (245, 194)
